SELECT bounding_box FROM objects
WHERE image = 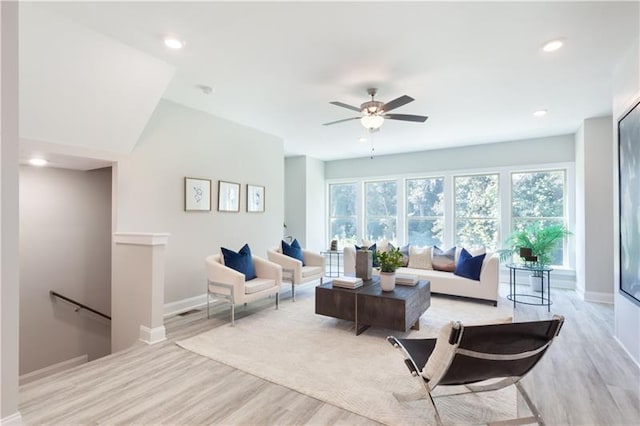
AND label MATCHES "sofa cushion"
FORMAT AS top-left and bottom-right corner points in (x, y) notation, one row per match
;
(221, 244), (256, 280)
(432, 246), (456, 272)
(301, 265), (323, 278)
(454, 248), (486, 281)
(408, 245), (432, 270)
(282, 239), (305, 265)
(244, 277), (275, 294)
